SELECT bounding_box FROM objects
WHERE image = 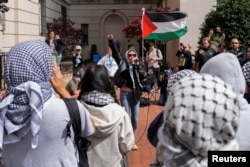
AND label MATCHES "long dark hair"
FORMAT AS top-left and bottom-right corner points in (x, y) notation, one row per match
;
(78, 63), (116, 101)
